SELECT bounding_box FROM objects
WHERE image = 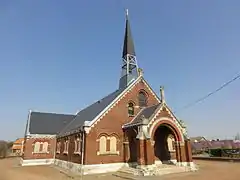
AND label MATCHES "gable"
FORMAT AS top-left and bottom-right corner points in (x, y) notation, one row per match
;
(147, 103), (187, 137)
(86, 76), (161, 134)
